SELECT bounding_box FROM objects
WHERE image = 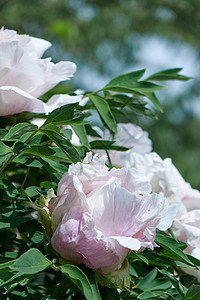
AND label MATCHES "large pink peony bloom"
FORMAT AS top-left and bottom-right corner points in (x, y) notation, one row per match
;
(0, 28), (76, 116)
(49, 152), (176, 274)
